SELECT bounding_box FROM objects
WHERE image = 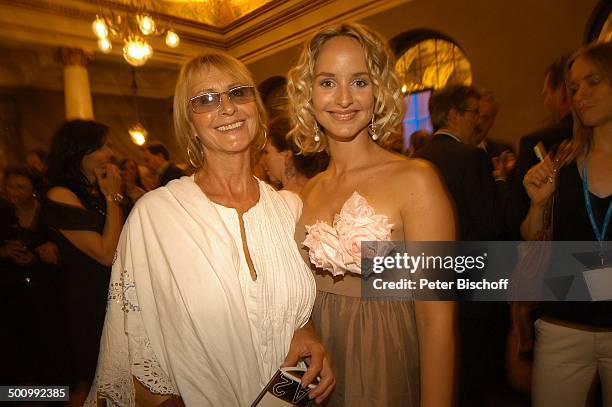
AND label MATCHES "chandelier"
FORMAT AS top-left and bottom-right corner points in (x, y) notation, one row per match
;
(92, 1), (180, 66)
(128, 68), (148, 145)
